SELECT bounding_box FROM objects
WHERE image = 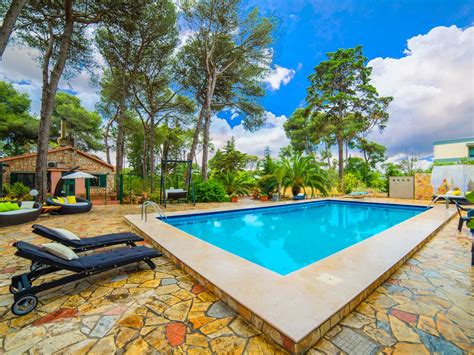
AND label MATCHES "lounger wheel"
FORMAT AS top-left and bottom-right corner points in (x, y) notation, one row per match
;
(11, 295), (38, 316)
